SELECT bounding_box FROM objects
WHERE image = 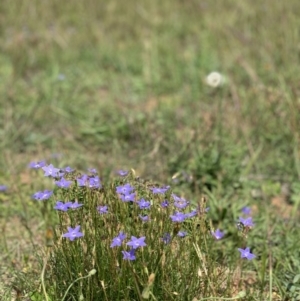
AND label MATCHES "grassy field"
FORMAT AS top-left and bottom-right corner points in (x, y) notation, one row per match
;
(1, 0), (300, 300)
